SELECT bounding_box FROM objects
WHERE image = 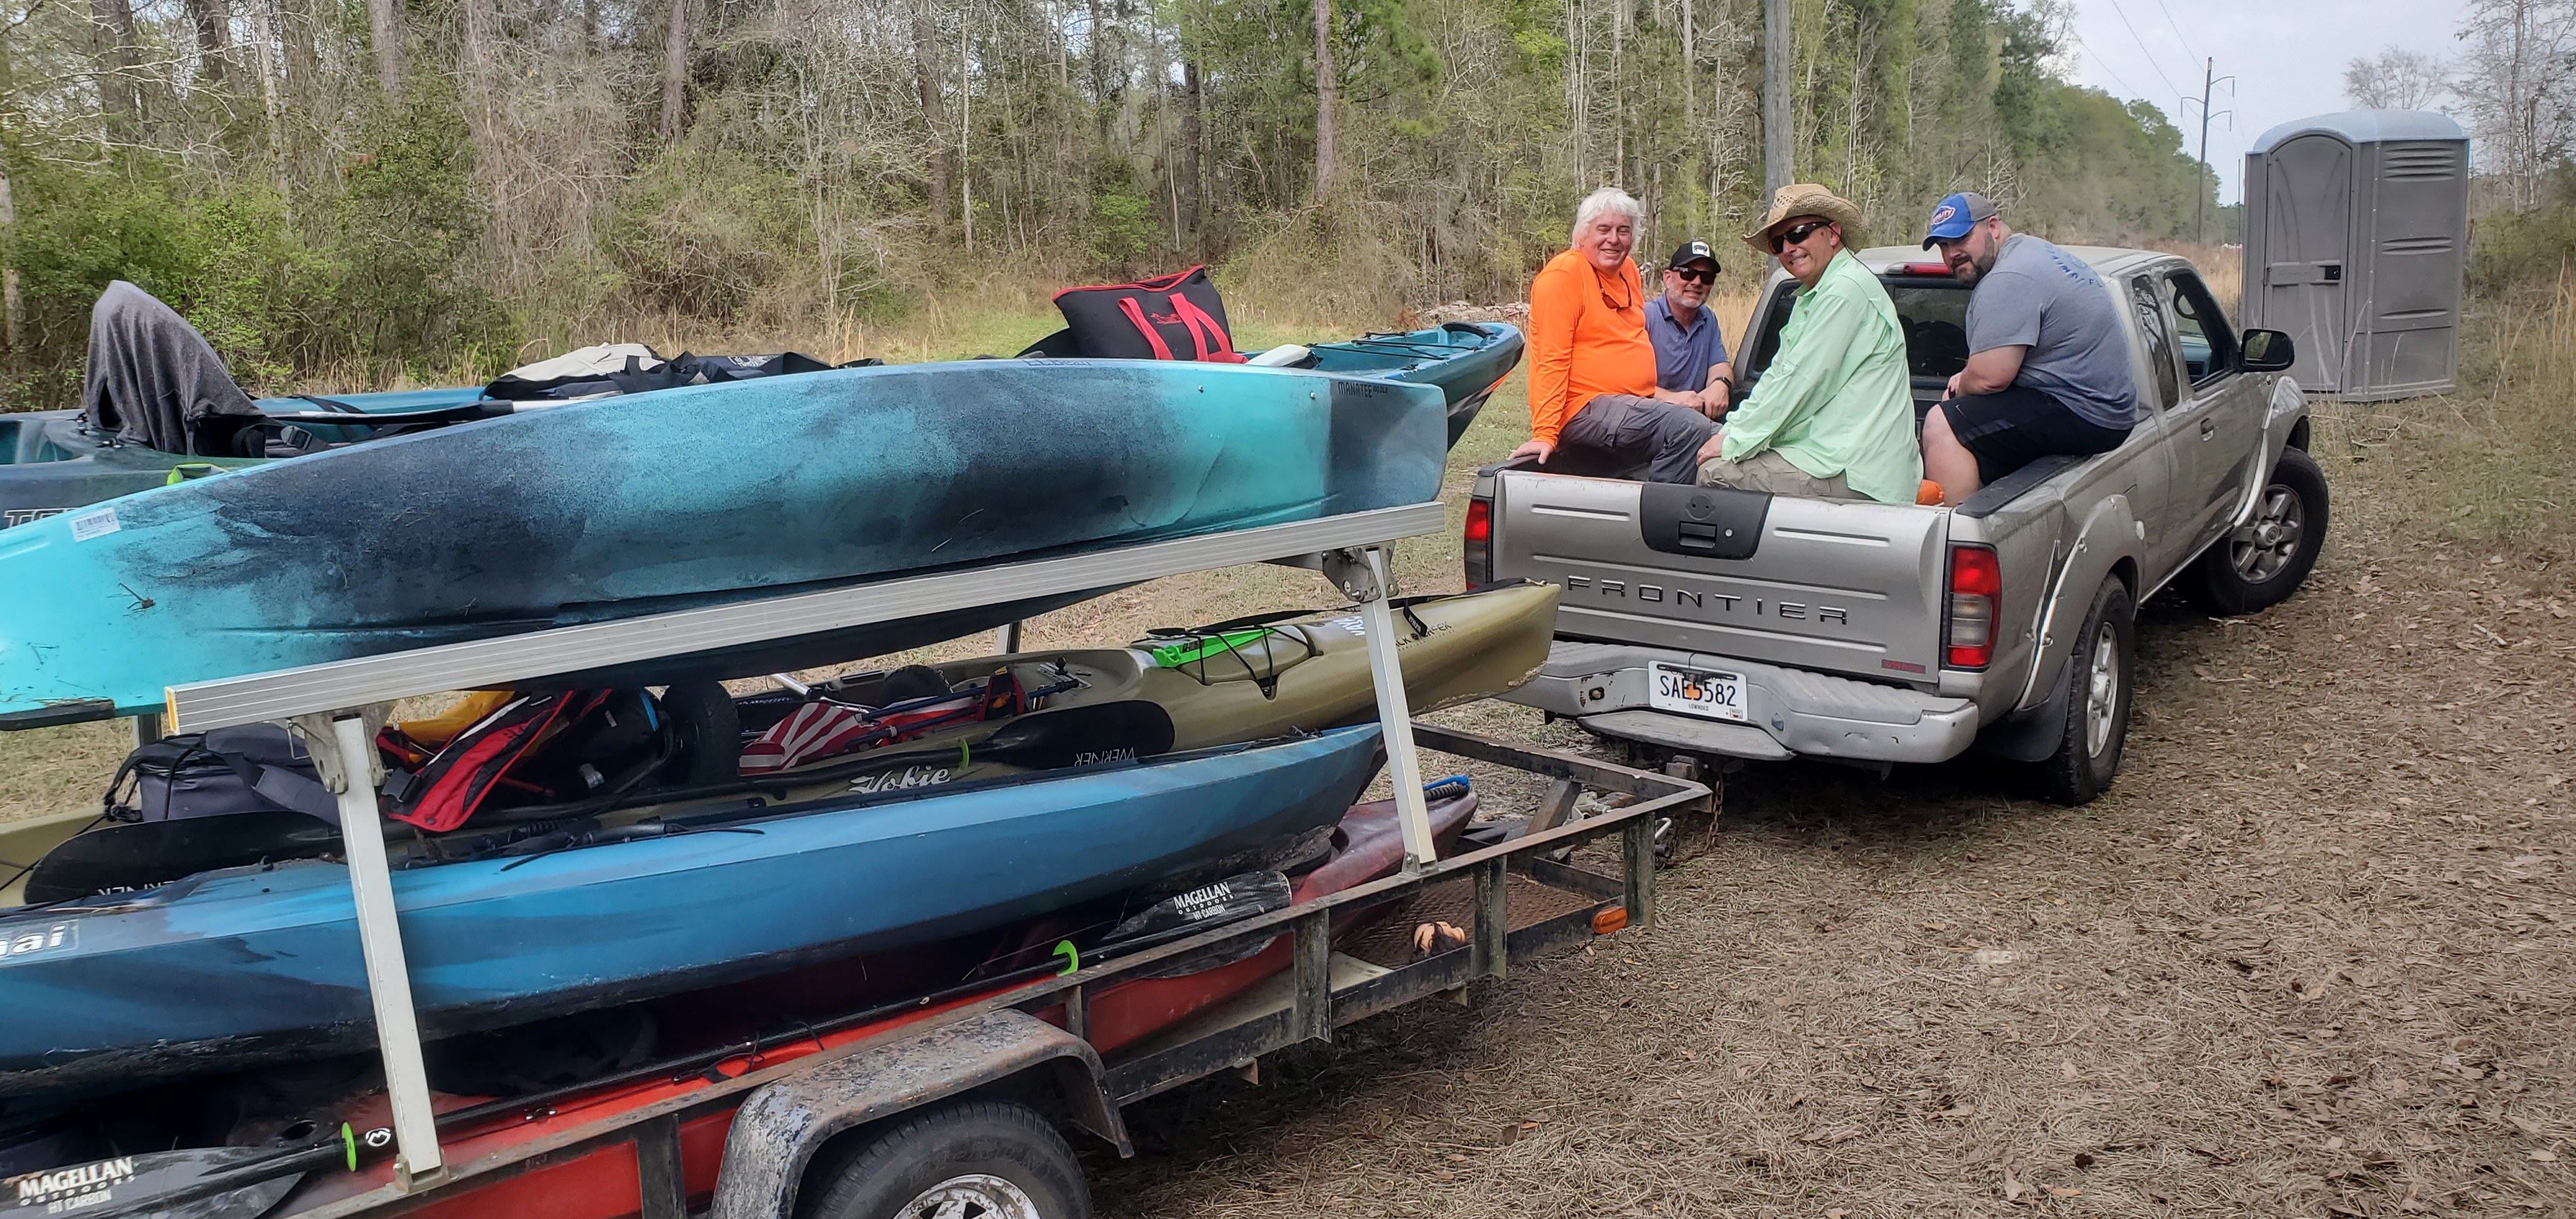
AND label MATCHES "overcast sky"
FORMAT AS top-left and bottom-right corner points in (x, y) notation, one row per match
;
(2062, 0), (2467, 205)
